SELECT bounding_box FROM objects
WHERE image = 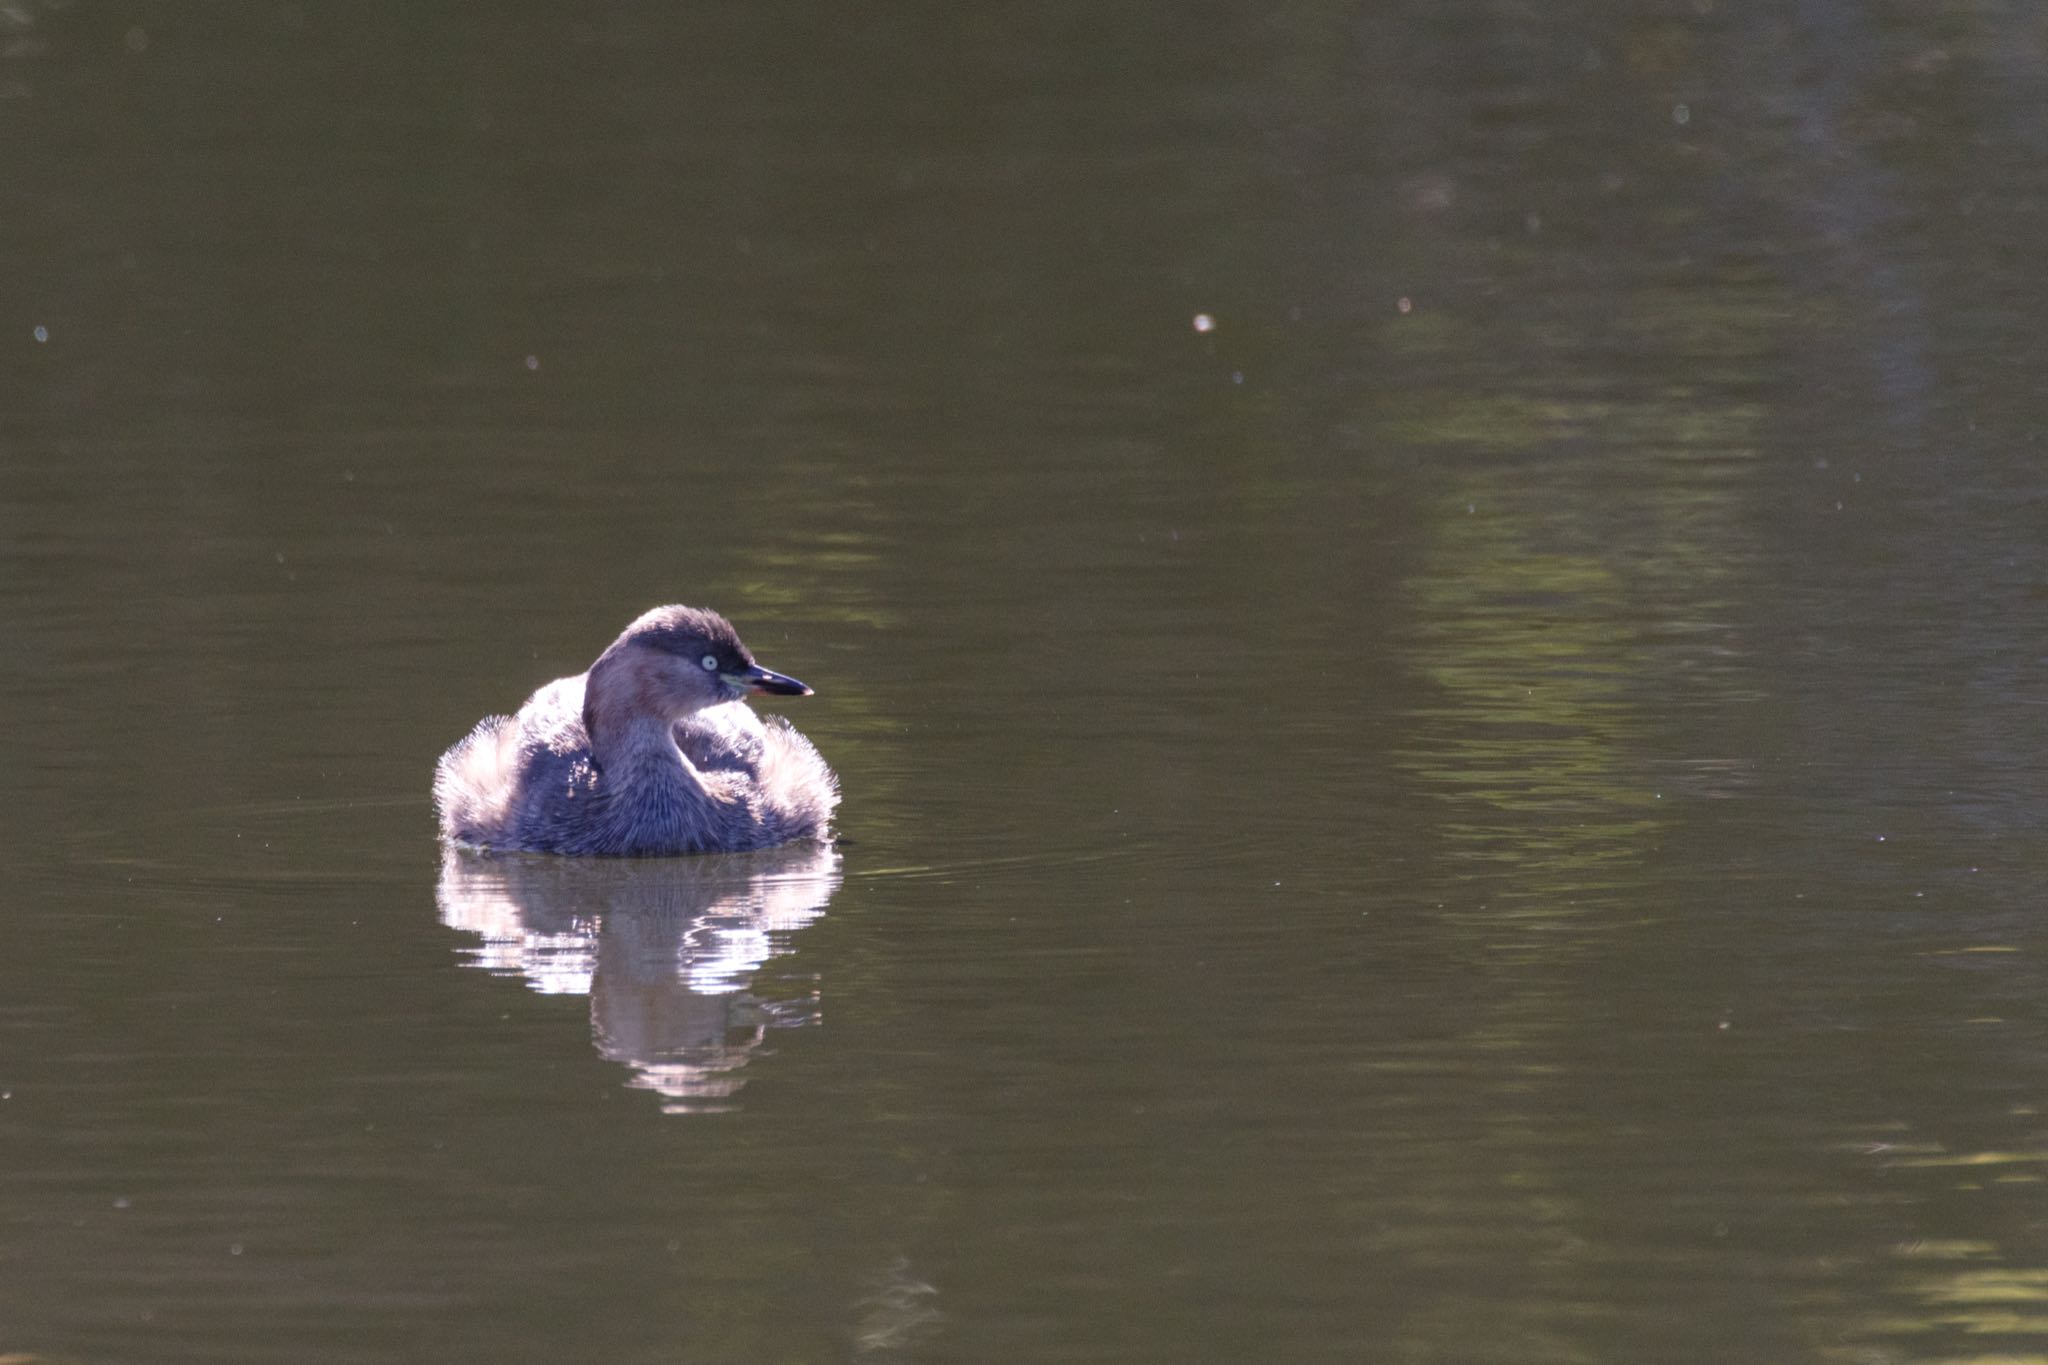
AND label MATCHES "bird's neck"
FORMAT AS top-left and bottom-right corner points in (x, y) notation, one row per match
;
(589, 711), (732, 853)
(592, 712), (681, 772)
(585, 652), (688, 774)
(582, 658), (741, 852)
